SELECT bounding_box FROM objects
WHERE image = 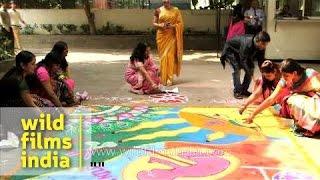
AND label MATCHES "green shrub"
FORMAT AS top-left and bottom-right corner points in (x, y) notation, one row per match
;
(80, 24), (90, 34)
(21, 24), (37, 35)
(41, 24), (53, 34)
(64, 24), (77, 34)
